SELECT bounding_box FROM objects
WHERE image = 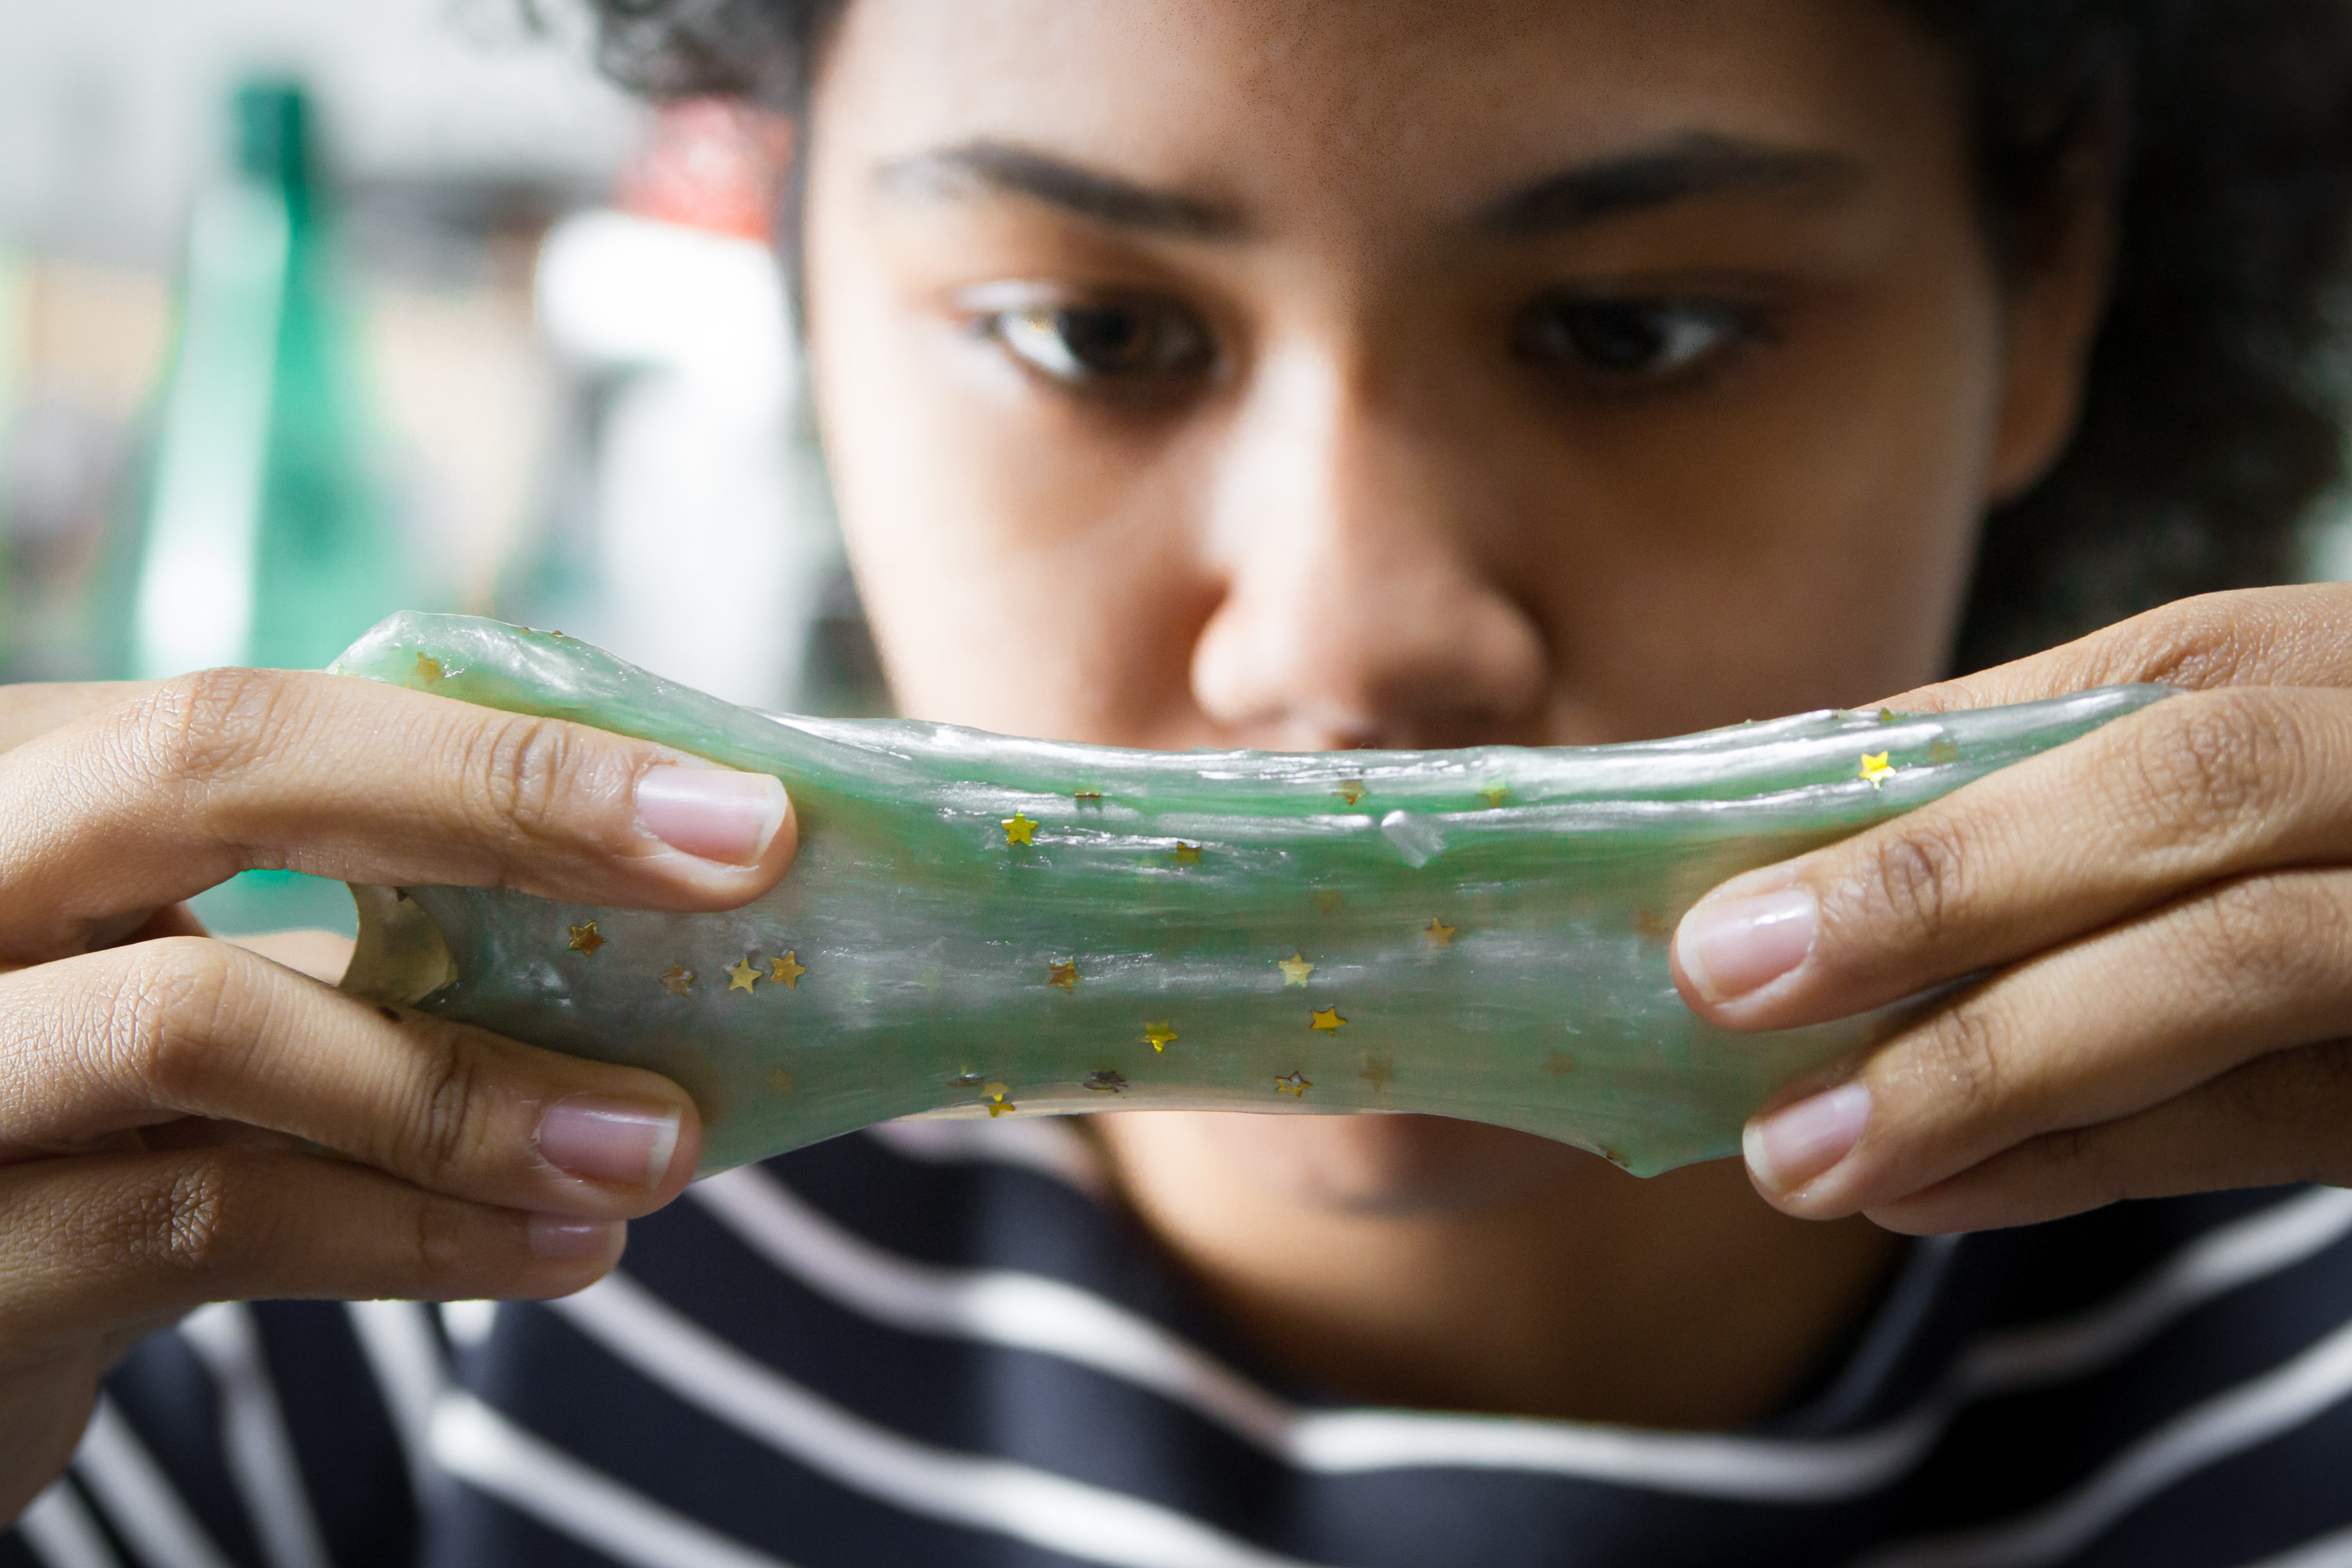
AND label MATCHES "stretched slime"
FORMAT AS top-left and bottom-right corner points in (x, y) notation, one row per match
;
(332, 614), (2170, 1176)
